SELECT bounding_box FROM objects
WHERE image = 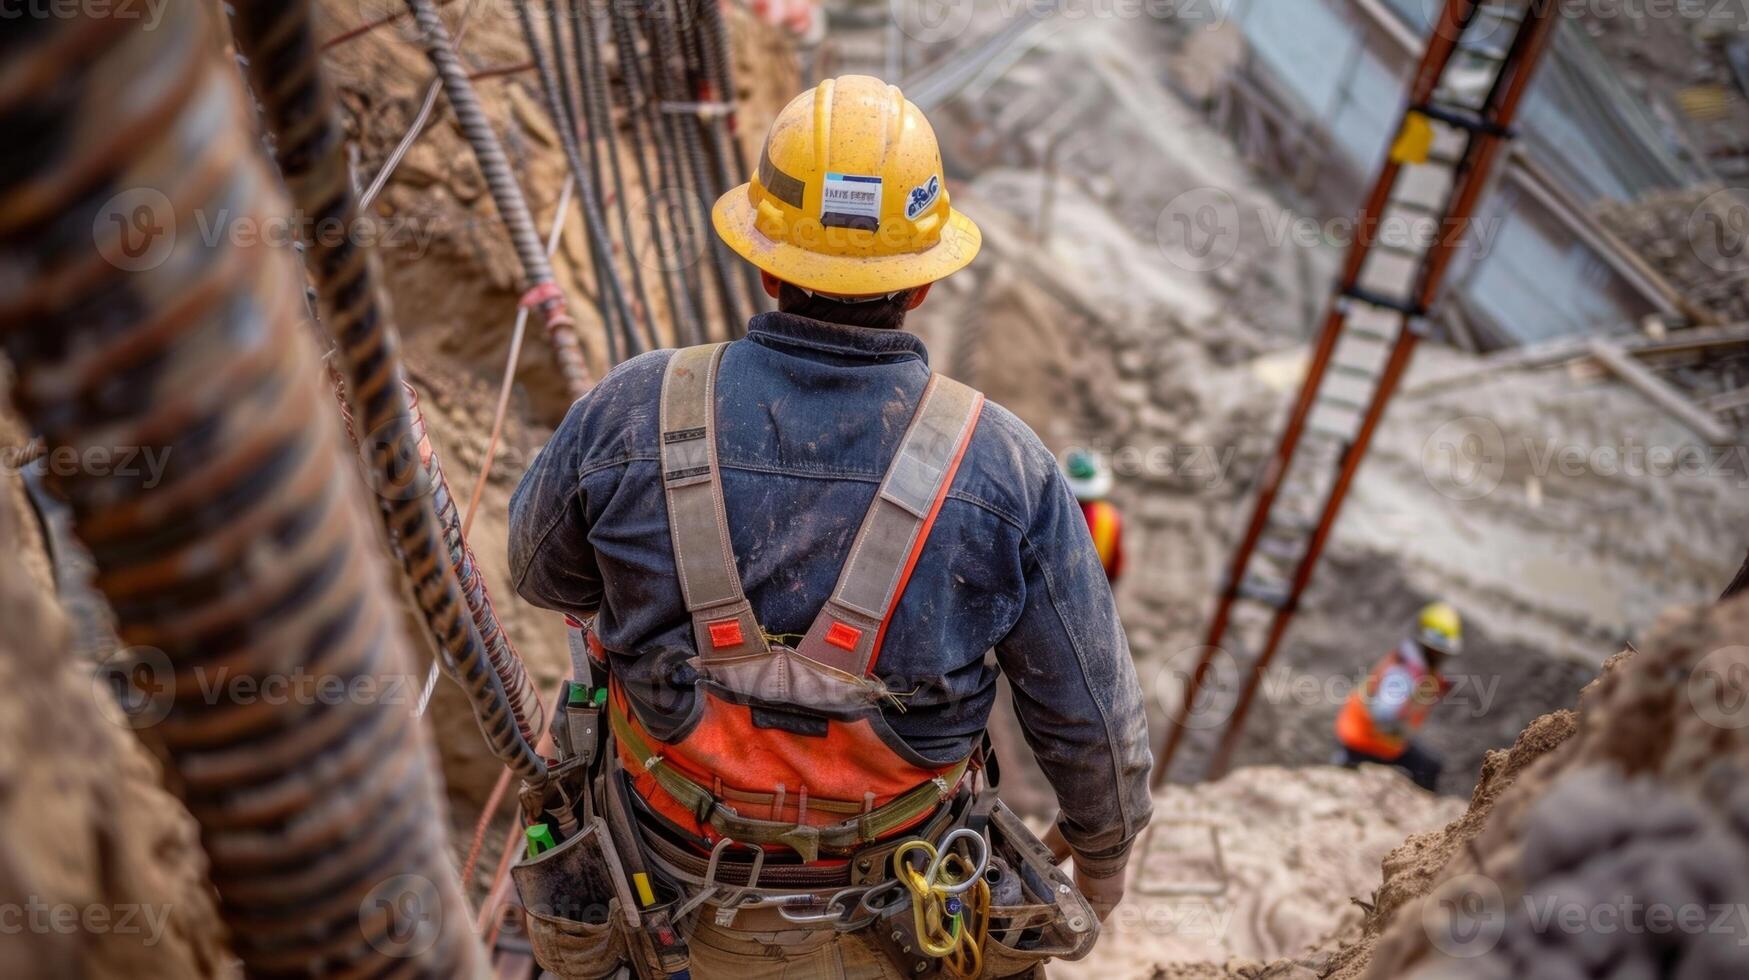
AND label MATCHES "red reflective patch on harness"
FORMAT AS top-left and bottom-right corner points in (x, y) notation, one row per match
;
(825, 621), (862, 651)
(707, 618), (744, 649)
